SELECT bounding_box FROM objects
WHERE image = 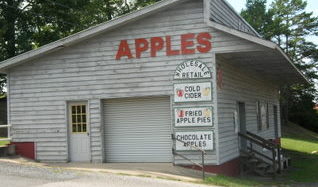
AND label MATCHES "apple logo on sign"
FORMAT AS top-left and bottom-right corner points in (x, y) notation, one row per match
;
(176, 89), (184, 97)
(177, 110), (185, 117)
